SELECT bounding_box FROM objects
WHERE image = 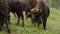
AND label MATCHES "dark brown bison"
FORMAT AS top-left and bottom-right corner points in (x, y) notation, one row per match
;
(28, 0), (50, 30)
(8, 1), (24, 26)
(8, 0), (38, 26)
(0, 0), (11, 33)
